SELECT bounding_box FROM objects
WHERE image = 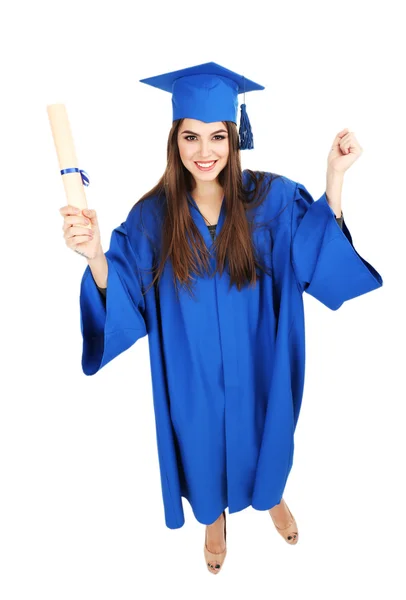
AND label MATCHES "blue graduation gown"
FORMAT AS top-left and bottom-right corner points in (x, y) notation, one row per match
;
(79, 171), (383, 529)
